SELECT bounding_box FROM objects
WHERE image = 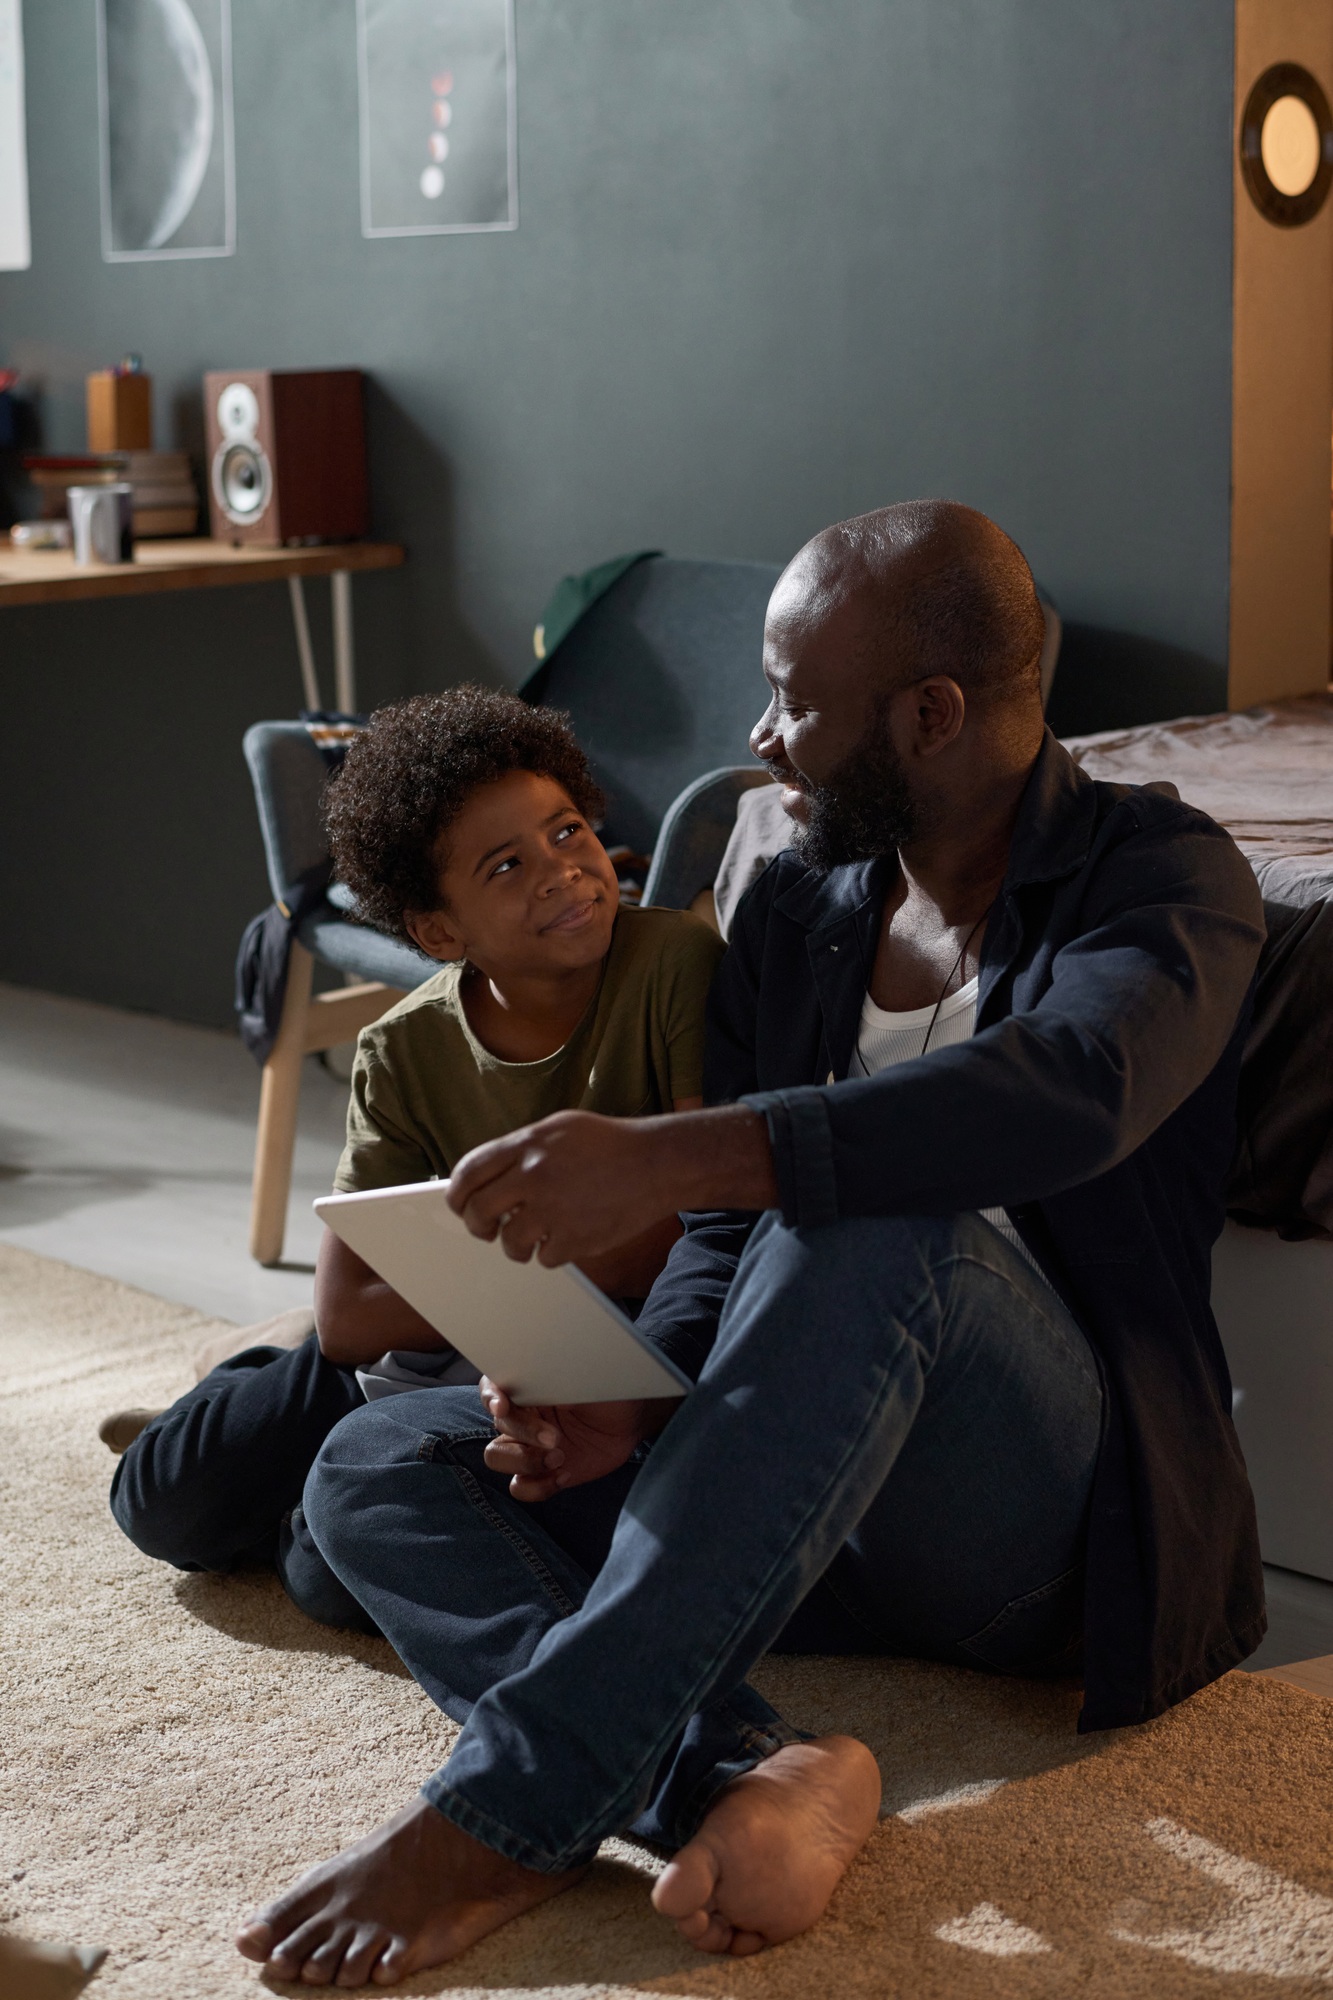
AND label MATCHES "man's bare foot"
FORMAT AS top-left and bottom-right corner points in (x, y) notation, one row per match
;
(236, 1795), (584, 1987)
(651, 1734), (881, 1956)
